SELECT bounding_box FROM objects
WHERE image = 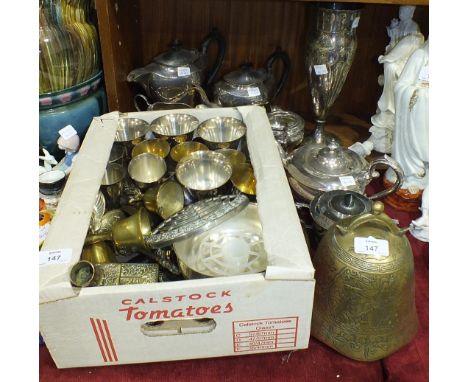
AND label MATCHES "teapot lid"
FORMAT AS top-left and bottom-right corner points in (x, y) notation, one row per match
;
(224, 64), (266, 86)
(310, 190), (372, 230)
(286, 139), (368, 192)
(154, 40), (201, 67)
